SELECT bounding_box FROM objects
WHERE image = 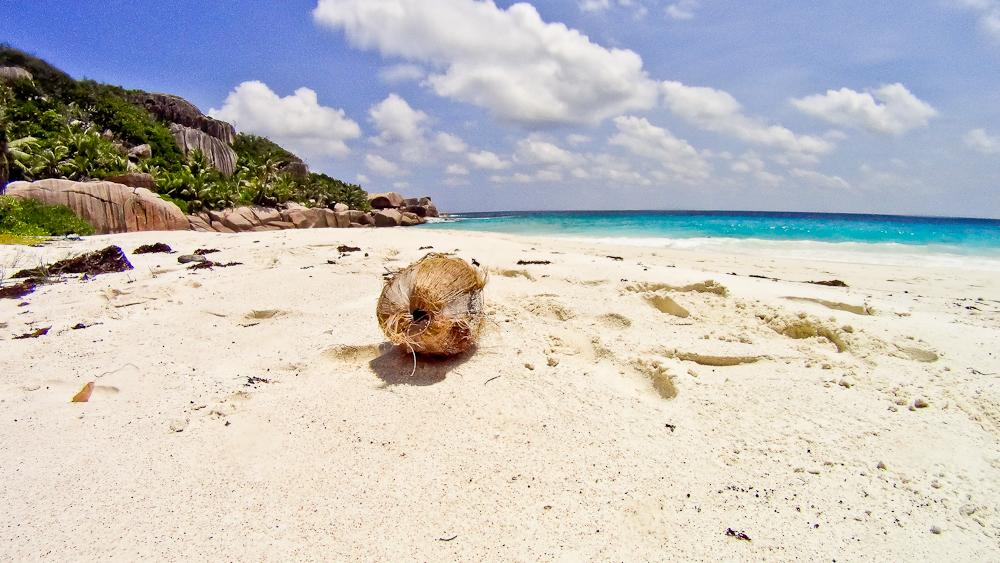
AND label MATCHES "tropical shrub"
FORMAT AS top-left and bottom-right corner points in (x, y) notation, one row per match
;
(0, 195), (95, 236)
